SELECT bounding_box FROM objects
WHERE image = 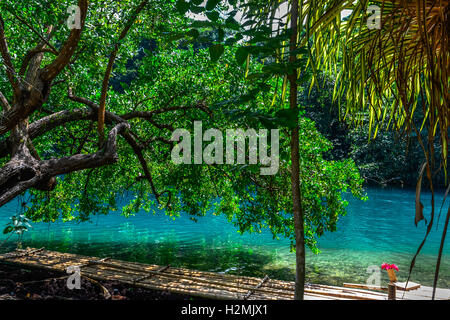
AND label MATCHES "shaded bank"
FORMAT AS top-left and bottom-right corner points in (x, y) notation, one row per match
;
(0, 263), (193, 300)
